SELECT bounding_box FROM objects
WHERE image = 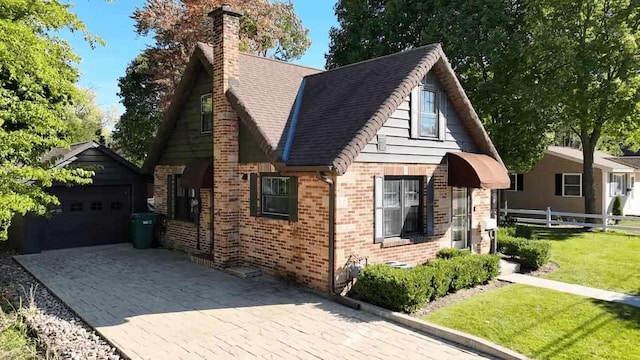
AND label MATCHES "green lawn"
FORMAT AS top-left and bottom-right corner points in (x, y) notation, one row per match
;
(424, 284), (640, 360)
(530, 227), (640, 295)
